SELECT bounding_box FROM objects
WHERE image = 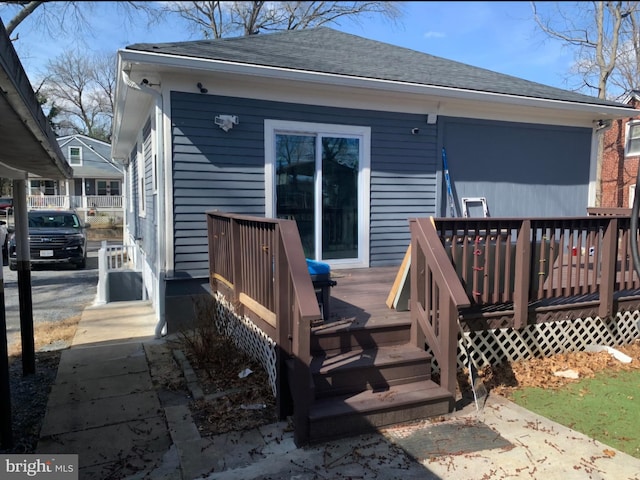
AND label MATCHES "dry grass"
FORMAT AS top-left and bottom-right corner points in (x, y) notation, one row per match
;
(8, 315), (81, 359)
